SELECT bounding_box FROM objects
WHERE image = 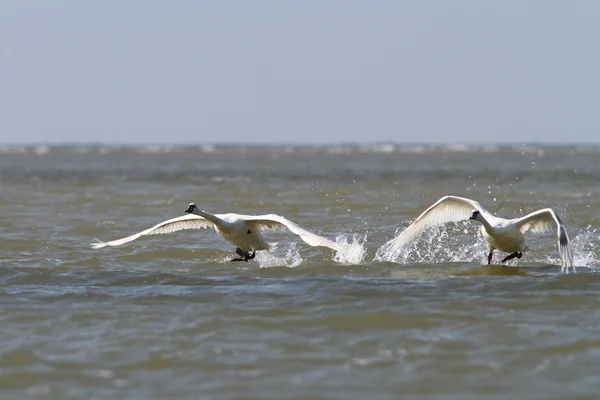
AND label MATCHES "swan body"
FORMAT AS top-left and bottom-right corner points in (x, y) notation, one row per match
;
(381, 195), (575, 273)
(91, 203), (341, 261)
